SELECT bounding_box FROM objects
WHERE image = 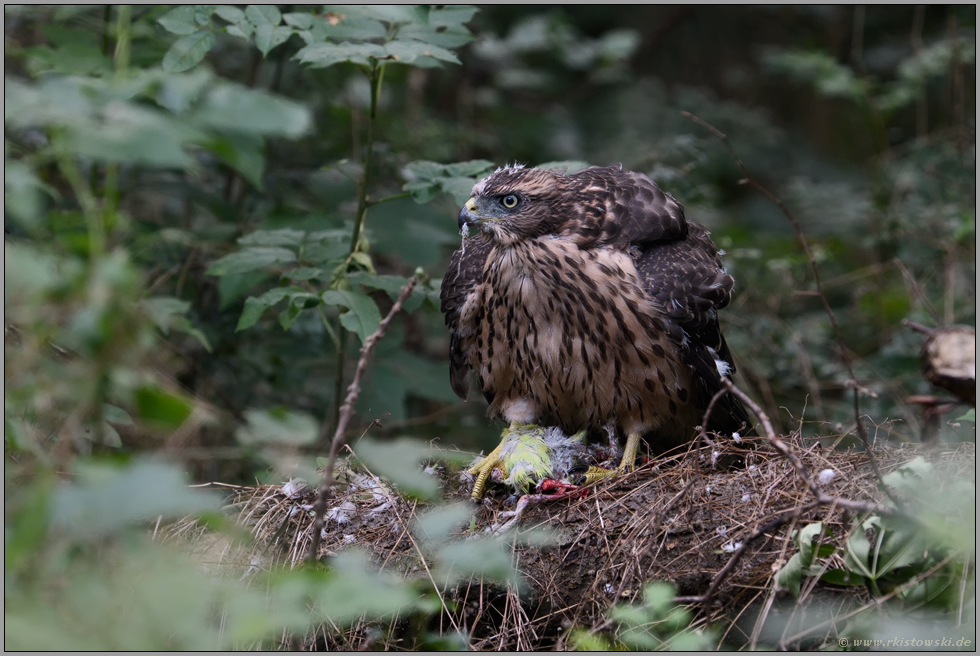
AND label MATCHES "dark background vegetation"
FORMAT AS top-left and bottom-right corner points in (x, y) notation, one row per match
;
(4, 4), (975, 650)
